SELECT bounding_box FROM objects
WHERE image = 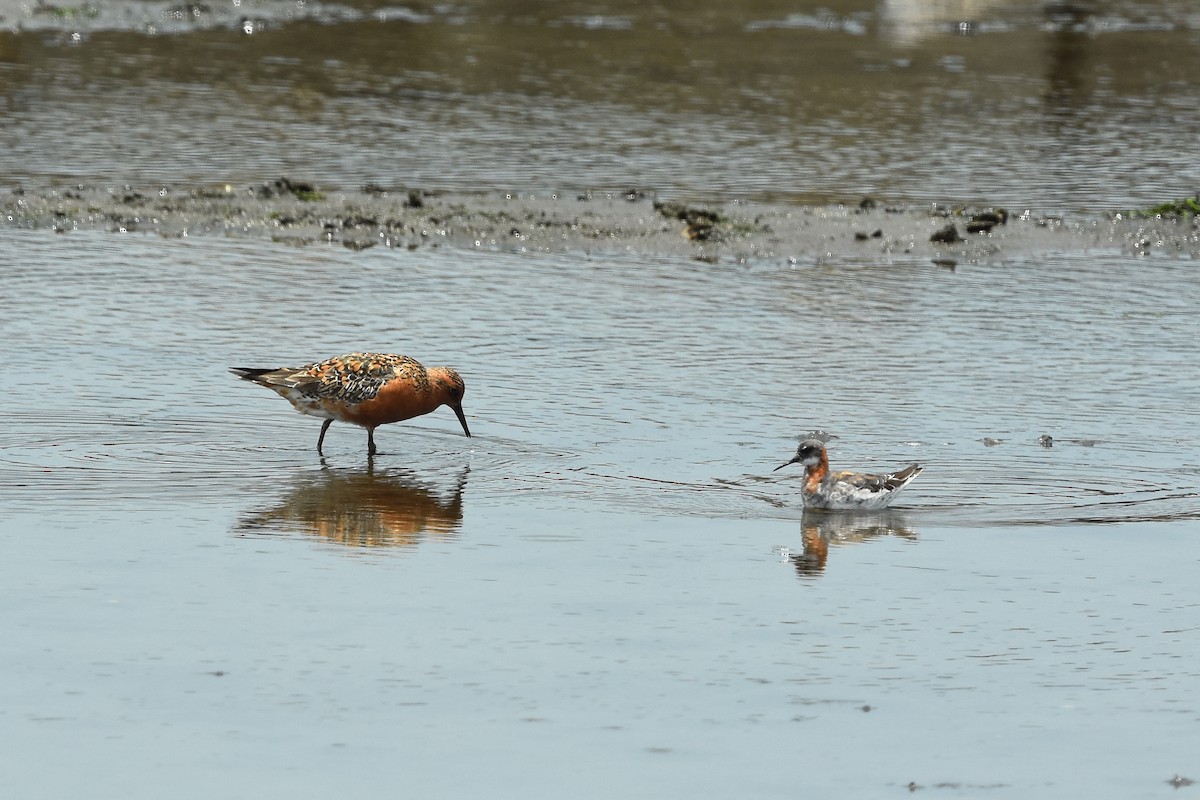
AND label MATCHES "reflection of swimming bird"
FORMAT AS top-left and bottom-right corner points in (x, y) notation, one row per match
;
(774, 439), (922, 510)
(231, 352), (470, 455)
(790, 510), (919, 577)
